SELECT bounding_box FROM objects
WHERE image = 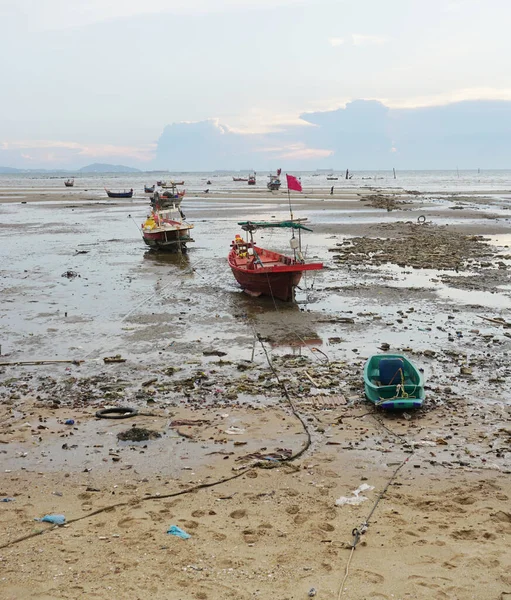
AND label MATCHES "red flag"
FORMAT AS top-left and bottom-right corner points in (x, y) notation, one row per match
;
(286, 174), (302, 192)
(277, 168), (282, 177)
